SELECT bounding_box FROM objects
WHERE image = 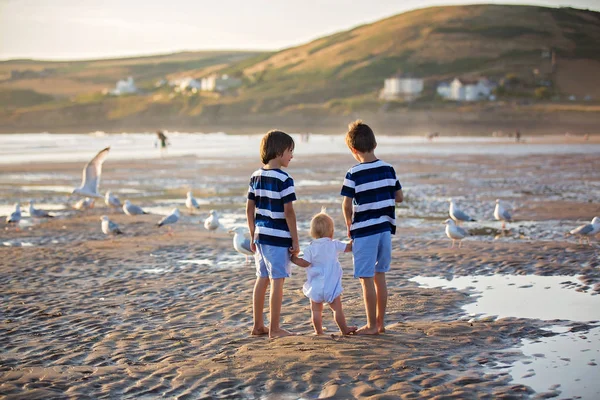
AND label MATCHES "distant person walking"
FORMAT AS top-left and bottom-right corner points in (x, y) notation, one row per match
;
(155, 130), (169, 155)
(515, 129), (521, 143)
